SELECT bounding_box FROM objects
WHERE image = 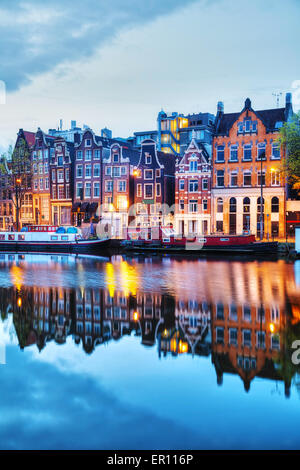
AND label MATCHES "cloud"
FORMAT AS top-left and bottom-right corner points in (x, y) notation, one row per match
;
(0, 346), (201, 450)
(0, 0), (198, 92)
